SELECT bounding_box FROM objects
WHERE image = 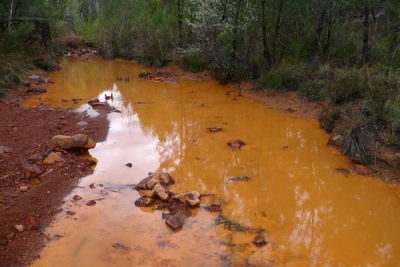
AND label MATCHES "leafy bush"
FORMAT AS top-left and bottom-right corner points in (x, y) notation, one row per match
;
(258, 63), (310, 91)
(181, 55), (208, 73)
(299, 79), (328, 101)
(211, 62), (249, 84)
(33, 57), (53, 71)
(329, 69), (367, 104)
(366, 67), (399, 122)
